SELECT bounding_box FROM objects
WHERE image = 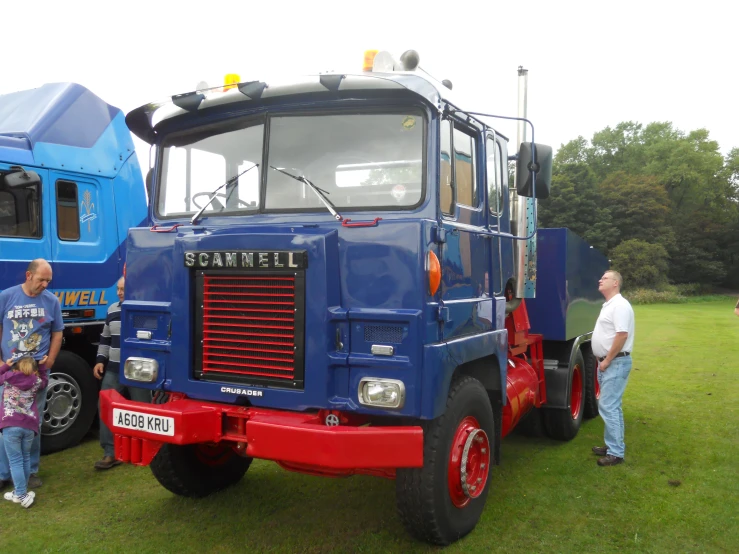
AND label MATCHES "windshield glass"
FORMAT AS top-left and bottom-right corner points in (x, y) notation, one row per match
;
(158, 122), (263, 217)
(265, 112), (424, 210)
(156, 111), (424, 218)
